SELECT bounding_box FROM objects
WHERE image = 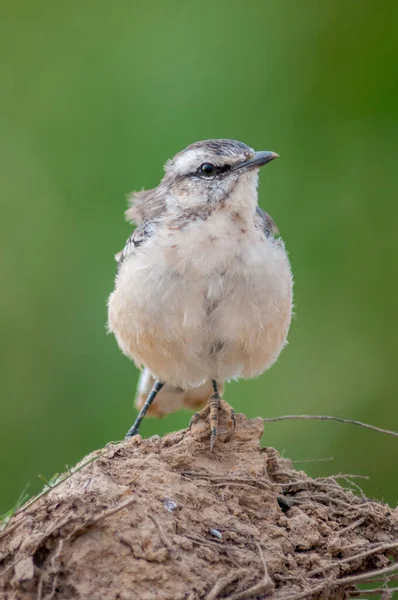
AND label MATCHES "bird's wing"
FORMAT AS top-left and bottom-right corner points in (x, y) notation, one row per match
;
(115, 220), (155, 274)
(256, 206), (279, 237)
